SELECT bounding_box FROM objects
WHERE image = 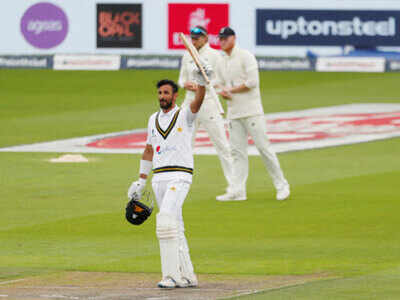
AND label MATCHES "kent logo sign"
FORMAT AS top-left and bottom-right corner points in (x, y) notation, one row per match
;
(256, 9), (400, 46)
(168, 3), (229, 50)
